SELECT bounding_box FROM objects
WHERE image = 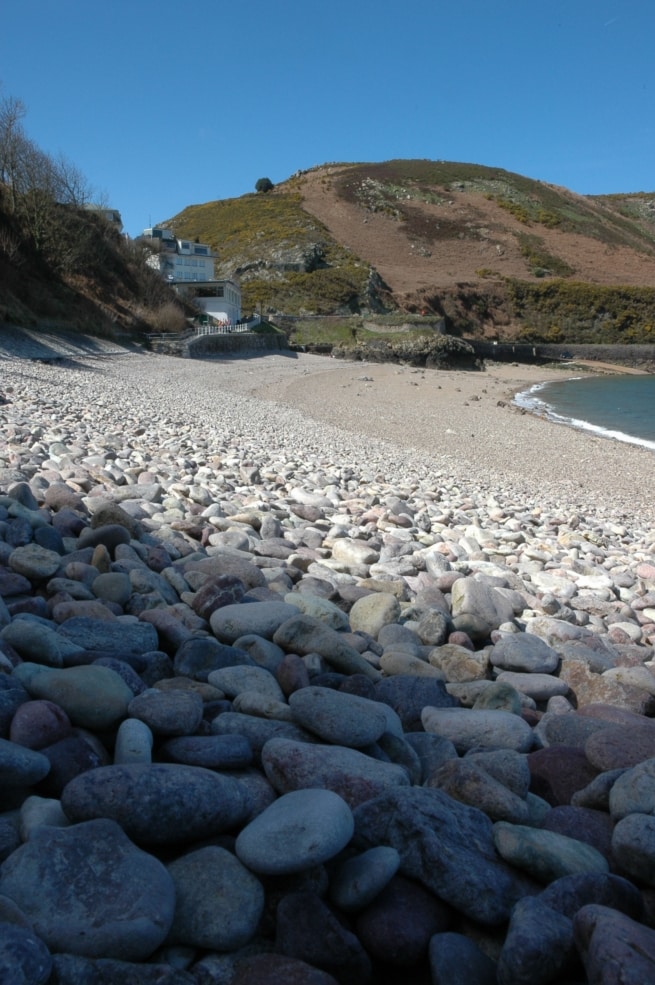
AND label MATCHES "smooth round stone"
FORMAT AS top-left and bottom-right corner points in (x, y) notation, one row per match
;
(190, 573), (247, 621)
(375, 676), (458, 732)
(261, 737), (410, 809)
(472, 681), (523, 714)
(208, 665), (285, 703)
(284, 592), (350, 631)
(571, 768), (628, 811)
(464, 748), (531, 799)
(609, 759), (655, 820)
(349, 592), (401, 639)
(421, 706), (534, 754)
(173, 636), (253, 681)
(273, 614), (381, 681)
(210, 711), (316, 757)
(232, 634), (286, 673)
(528, 746), (600, 806)
(490, 633), (559, 674)
(38, 733), (107, 798)
(20, 795), (70, 839)
(210, 601), (299, 644)
(288, 686), (388, 748)
(493, 821), (609, 883)
(8, 543), (63, 581)
(77, 523), (131, 553)
(429, 643), (488, 682)
(0, 818), (175, 960)
(235, 787), (354, 874)
(113, 718), (154, 764)
(16, 663), (134, 730)
(496, 895), (576, 985)
(166, 845), (264, 951)
(92, 571), (132, 606)
(61, 763), (251, 845)
(0, 737), (50, 786)
(574, 903), (655, 984)
(160, 734), (253, 769)
(329, 846), (401, 912)
(538, 871), (644, 921)
(57, 616), (158, 655)
(533, 711), (608, 750)
(428, 758), (530, 824)
(9, 698), (72, 749)
(232, 692), (294, 721)
(585, 721), (655, 771)
(2, 620), (83, 667)
(0, 922), (52, 985)
(127, 688), (203, 736)
(380, 650), (445, 679)
(496, 670), (570, 702)
(613, 813), (655, 885)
